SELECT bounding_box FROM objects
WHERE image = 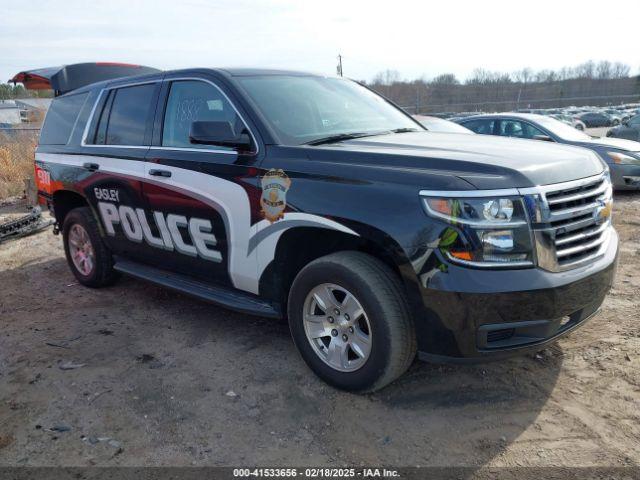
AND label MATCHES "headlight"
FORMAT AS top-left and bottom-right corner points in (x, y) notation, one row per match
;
(606, 151), (640, 165)
(421, 193), (534, 268)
